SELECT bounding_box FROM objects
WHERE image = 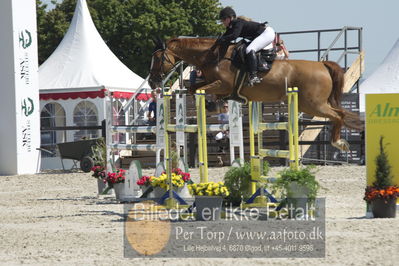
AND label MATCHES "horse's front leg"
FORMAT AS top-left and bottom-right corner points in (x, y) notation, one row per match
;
(197, 80), (222, 92)
(197, 80), (224, 113)
(188, 81), (208, 94)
